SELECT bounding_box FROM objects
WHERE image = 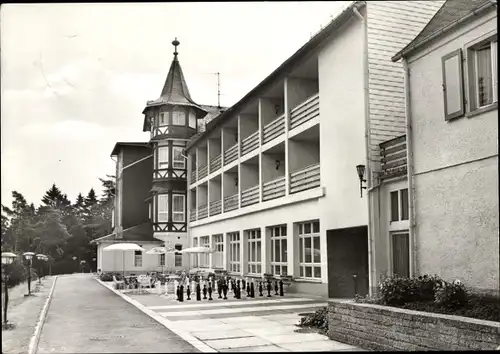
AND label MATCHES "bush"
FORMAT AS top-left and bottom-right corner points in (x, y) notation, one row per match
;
(99, 272), (120, 282)
(434, 280), (468, 308)
(379, 274), (444, 305)
(3, 260), (28, 287)
(354, 293), (383, 304)
(298, 307), (328, 332)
